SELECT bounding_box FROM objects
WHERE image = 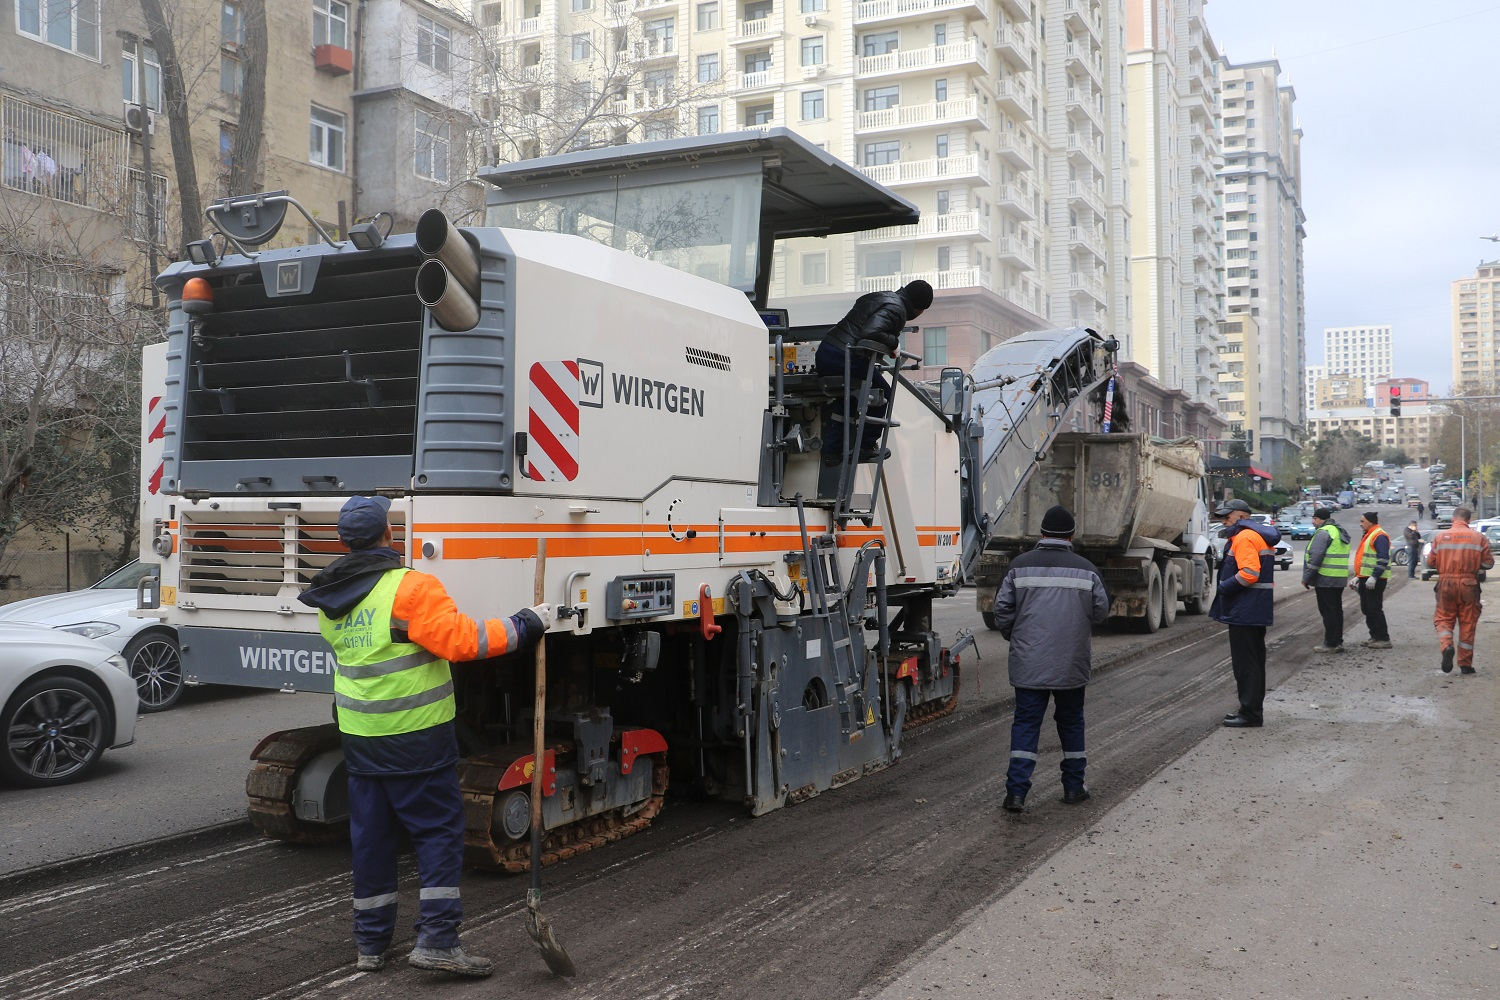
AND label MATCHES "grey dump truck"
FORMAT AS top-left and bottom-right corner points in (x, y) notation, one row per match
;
(974, 432), (1213, 633)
